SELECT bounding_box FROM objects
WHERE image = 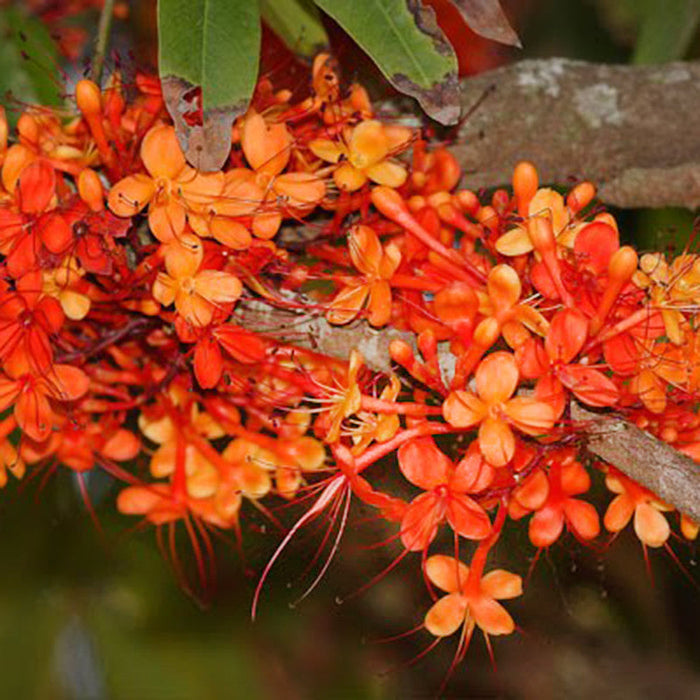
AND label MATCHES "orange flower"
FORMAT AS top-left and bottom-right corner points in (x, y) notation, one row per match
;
(152, 233), (242, 327)
(0, 357), (89, 442)
(604, 334), (684, 413)
(423, 554), (522, 641)
(316, 349), (363, 444)
(477, 264), (549, 348)
(443, 352), (556, 466)
(326, 224), (400, 327)
(397, 438), (492, 551)
(518, 450), (600, 547)
(310, 119), (411, 191)
(108, 124), (223, 242)
(495, 186), (585, 256)
(603, 468), (673, 548)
